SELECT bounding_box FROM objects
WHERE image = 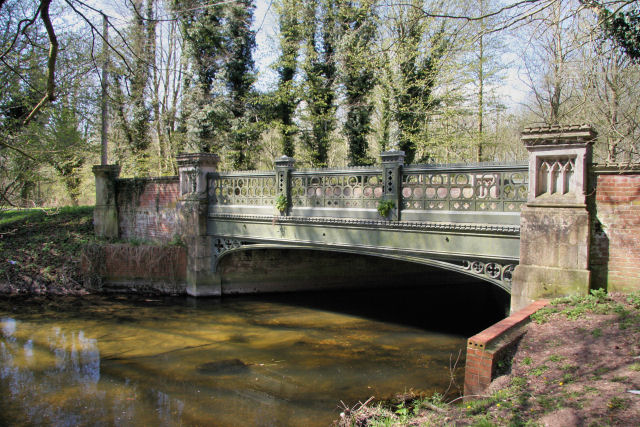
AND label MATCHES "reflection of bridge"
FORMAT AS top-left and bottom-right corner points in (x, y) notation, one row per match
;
(203, 152), (528, 292)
